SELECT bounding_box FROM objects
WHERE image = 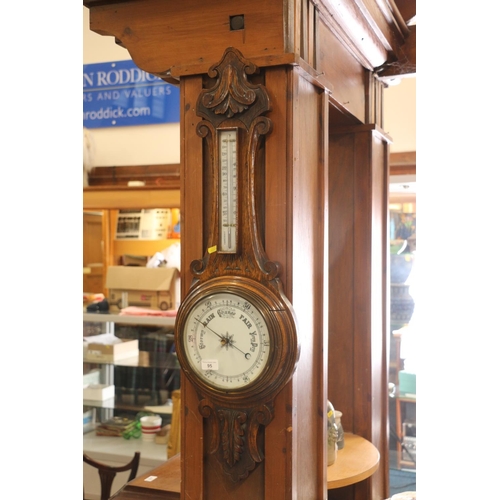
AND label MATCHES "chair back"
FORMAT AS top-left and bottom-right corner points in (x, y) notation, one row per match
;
(83, 452), (140, 500)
